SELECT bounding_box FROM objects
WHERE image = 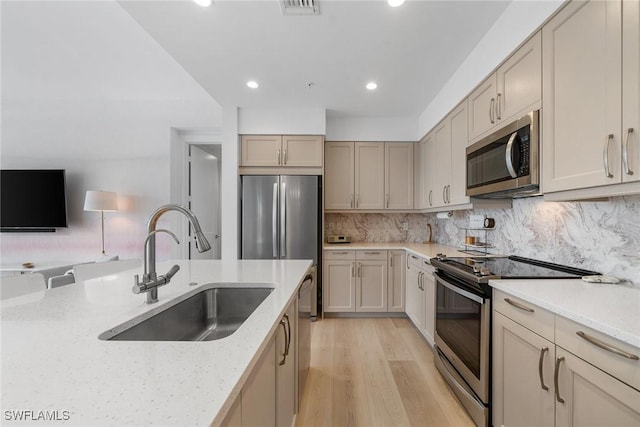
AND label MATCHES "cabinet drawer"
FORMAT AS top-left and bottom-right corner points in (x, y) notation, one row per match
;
(407, 253), (423, 269)
(556, 316), (640, 391)
(493, 290), (554, 342)
(356, 250), (387, 261)
(324, 250), (355, 260)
